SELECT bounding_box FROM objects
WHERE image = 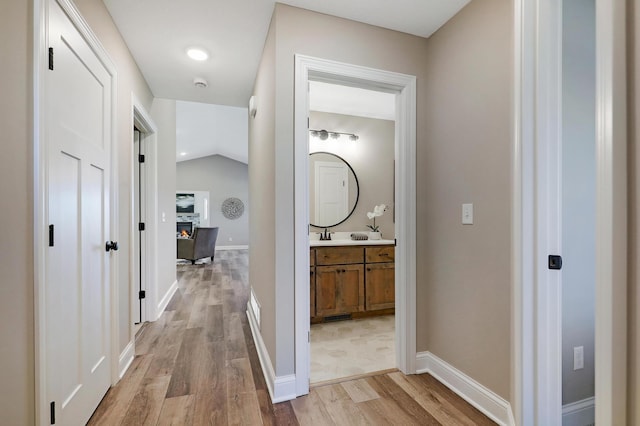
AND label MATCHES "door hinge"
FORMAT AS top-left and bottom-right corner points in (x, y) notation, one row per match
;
(138, 222), (145, 231)
(48, 224), (54, 247)
(308, 331), (310, 342)
(138, 154), (145, 163)
(139, 290), (146, 299)
(50, 401), (55, 424)
(48, 47), (54, 70)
